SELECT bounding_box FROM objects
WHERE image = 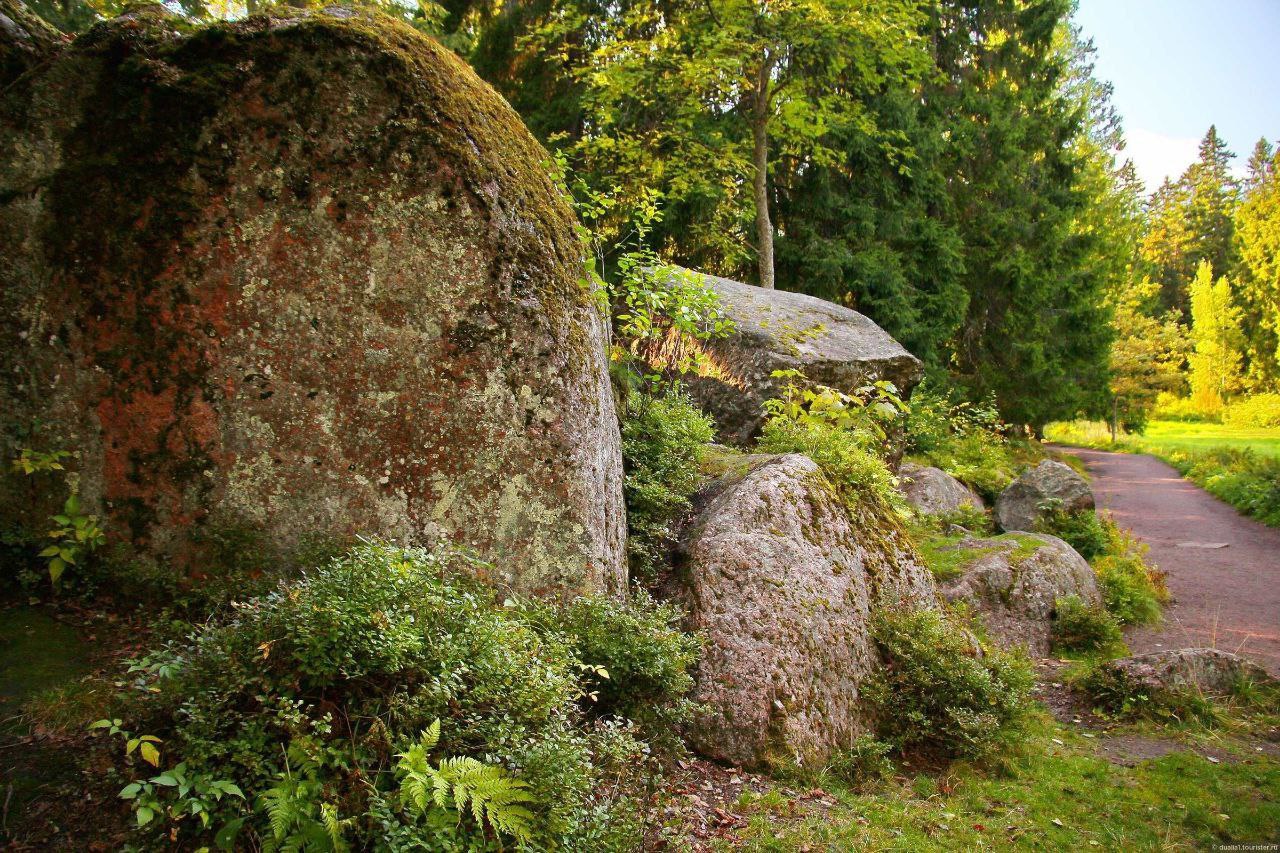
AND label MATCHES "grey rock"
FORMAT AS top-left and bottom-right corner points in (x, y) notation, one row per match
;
(0, 8), (625, 597)
(670, 453), (936, 768)
(1100, 649), (1273, 698)
(897, 463), (985, 517)
(937, 532), (1102, 656)
(995, 460), (1094, 533)
(636, 268), (922, 445)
